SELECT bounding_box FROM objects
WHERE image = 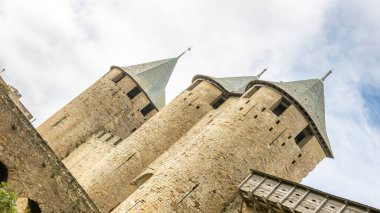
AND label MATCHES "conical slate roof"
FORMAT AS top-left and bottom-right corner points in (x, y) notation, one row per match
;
(192, 75), (259, 96)
(246, 79), (333, 158)
(111, 58), (178, 109)
(192, 69), (267, 96)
